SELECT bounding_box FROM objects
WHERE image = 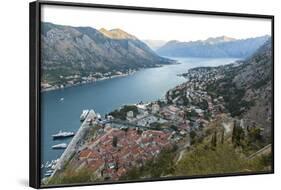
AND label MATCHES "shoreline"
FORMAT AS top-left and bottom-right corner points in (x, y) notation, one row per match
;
(41, 62), (181, 93)
(41, 72), (135, 93)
